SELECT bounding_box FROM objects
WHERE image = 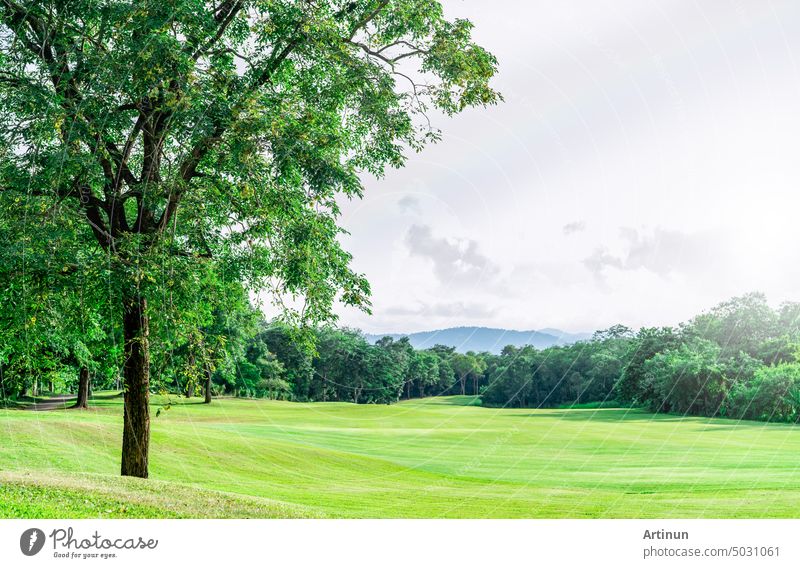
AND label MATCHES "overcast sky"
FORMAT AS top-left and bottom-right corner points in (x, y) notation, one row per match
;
(333, 0), (800, 334)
